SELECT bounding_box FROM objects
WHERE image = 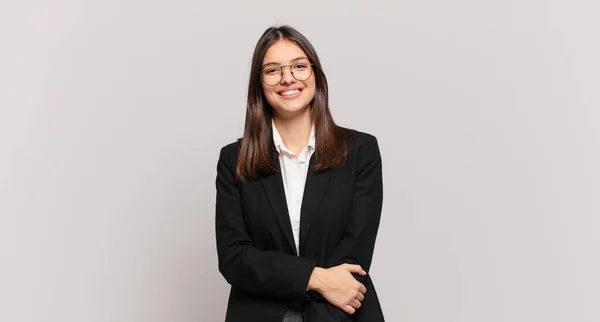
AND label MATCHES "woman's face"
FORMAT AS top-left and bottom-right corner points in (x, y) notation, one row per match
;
(261, 40), (316, 118)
